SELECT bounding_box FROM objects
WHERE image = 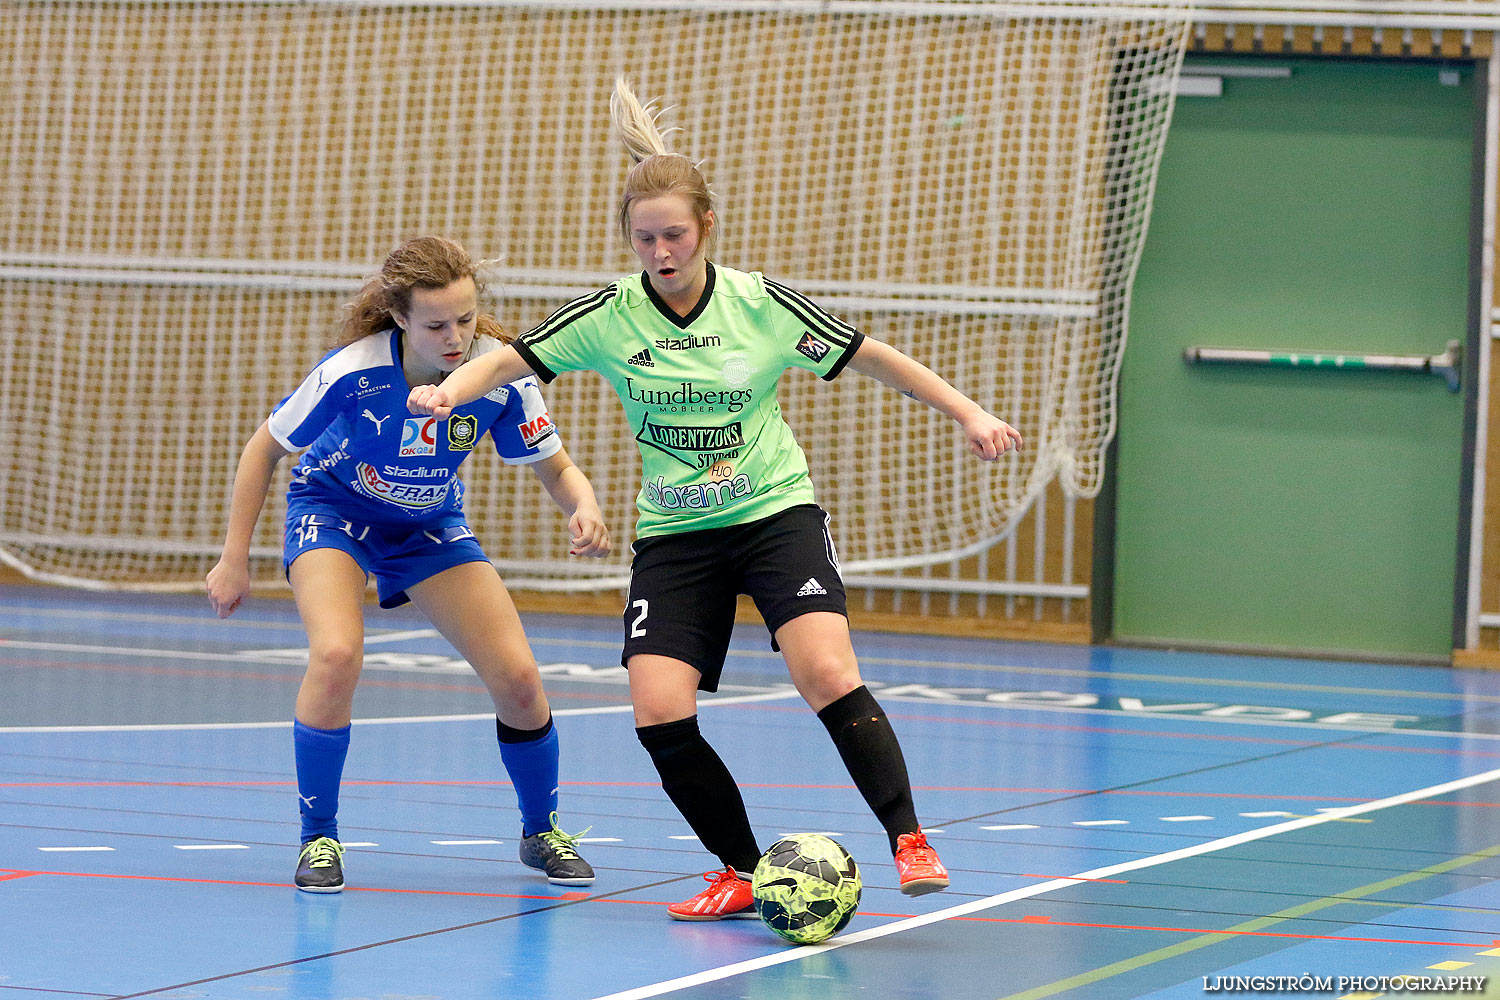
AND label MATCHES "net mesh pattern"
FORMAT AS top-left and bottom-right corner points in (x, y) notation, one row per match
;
(0, 1), (1190, 589)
